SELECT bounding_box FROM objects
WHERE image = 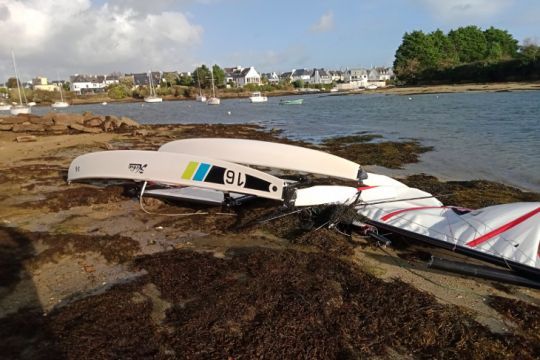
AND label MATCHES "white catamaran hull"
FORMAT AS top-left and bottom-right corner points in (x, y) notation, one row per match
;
(159, 138), (365, 181)
(68, 150), (286, 201)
